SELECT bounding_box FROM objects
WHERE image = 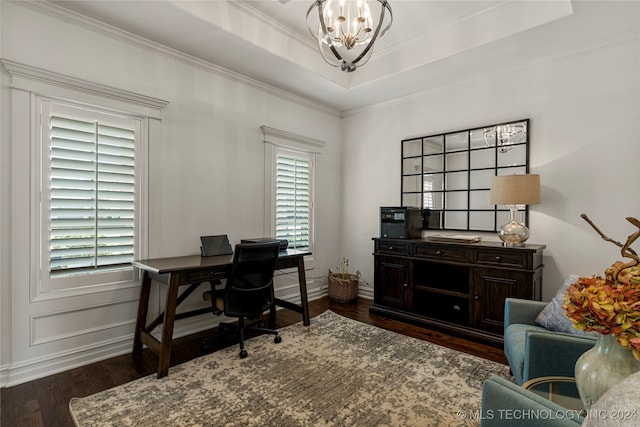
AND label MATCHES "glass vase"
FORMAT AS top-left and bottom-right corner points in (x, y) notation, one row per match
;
(575, 333), (640, 410)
